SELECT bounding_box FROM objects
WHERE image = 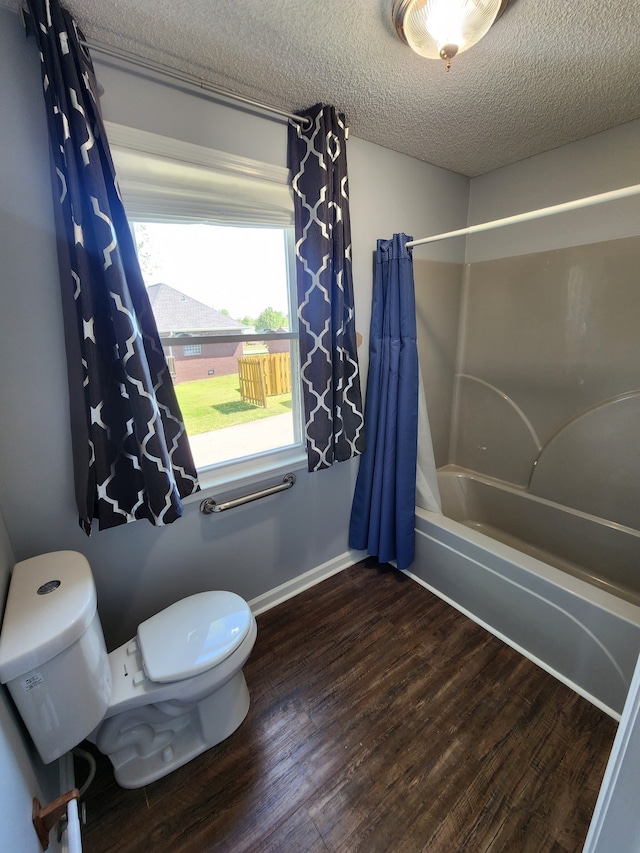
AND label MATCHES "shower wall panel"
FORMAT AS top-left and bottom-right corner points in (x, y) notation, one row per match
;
(451, 235), (640, 530)
(414, 258), (464, 468)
